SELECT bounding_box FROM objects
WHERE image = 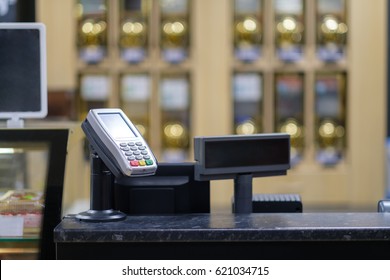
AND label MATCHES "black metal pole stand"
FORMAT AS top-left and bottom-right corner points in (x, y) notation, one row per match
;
(233, 173), (253, 214)
(76, 152), (126, 222)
